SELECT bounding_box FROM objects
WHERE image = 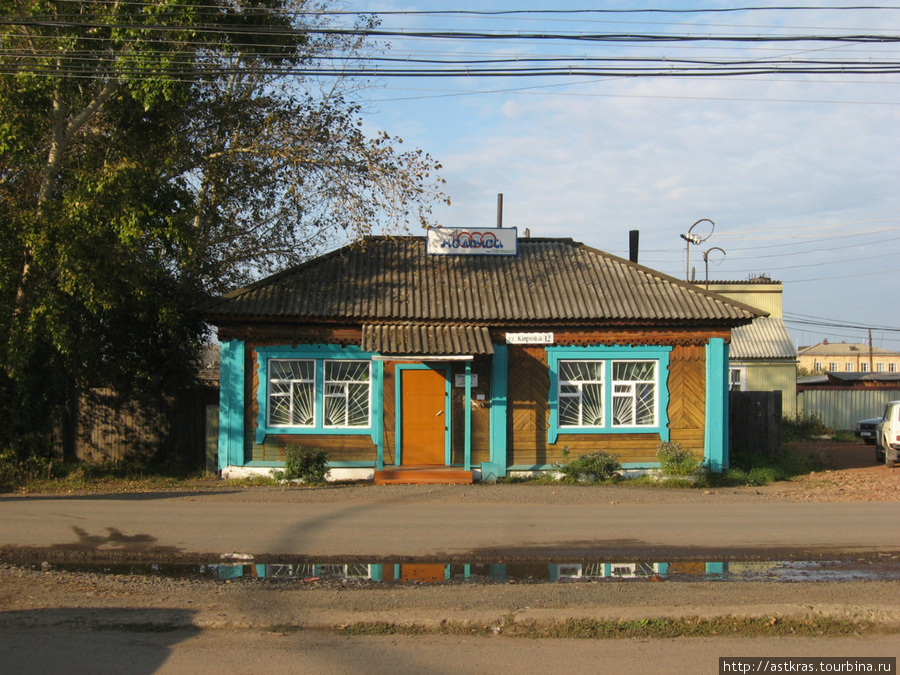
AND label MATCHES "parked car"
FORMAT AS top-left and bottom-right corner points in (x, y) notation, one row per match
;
(875, 400), (900, 467)
(855, 416), (882, 446)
